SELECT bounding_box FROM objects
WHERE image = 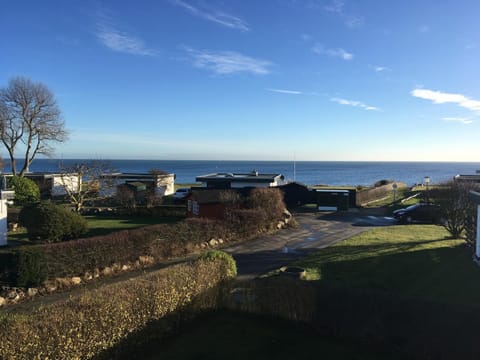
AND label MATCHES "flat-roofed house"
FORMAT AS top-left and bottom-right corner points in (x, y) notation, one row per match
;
(99, 172), (175, 198)
(196, 171), (285, 189)
(19, 173), (81, 197)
